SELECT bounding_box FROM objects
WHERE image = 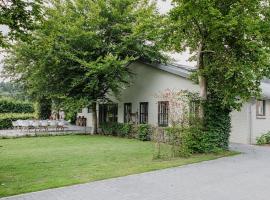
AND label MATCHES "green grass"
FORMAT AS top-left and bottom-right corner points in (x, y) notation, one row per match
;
(0, 135), (237, 197)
